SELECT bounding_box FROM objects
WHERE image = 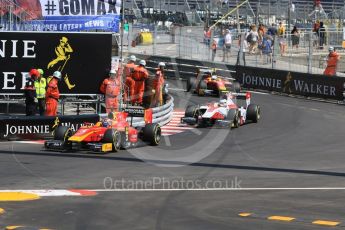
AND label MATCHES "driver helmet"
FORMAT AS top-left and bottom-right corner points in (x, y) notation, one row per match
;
(329, 46), (334, 52)
(211, 75), (217, 80)
(102, 120), (109, 127)
(219, 99), (227, 106)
